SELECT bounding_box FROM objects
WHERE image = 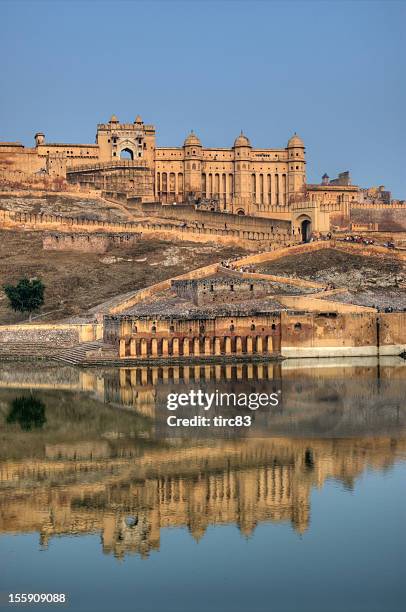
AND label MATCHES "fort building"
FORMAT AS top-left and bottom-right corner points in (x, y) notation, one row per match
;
(0, 114), (404, 240)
